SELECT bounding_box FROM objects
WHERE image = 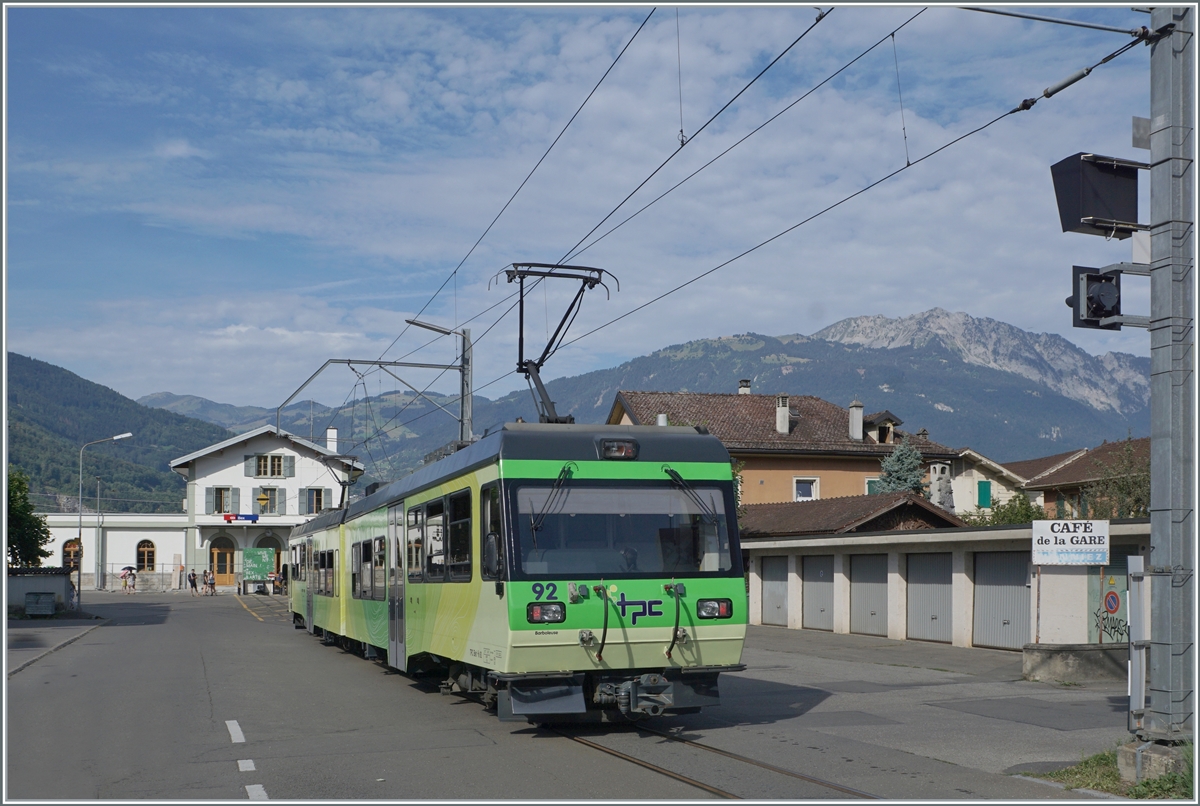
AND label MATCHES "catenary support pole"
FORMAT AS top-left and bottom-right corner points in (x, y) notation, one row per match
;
(1145, 6), (1194, 743)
